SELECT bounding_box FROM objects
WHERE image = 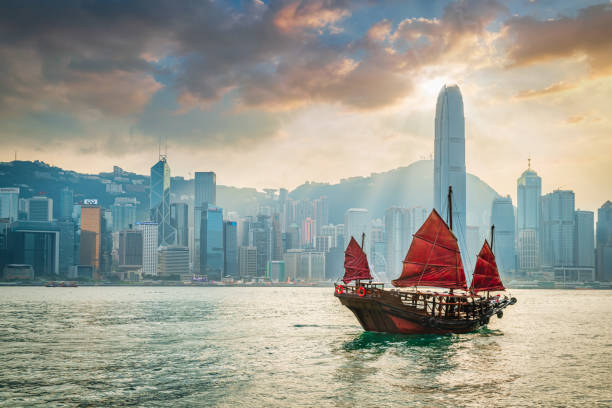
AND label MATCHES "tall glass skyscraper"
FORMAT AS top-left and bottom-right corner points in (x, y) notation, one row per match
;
(491, 196), (516, 275)
(517, 161), (542, 271)
(541, 189), (575, 267)
(201, 206), (224, 280)
(596, 201), (612, 281)
(150, 157), (176, 246)
(434, 85), (467, 274)
(195, 172), (216, 207)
